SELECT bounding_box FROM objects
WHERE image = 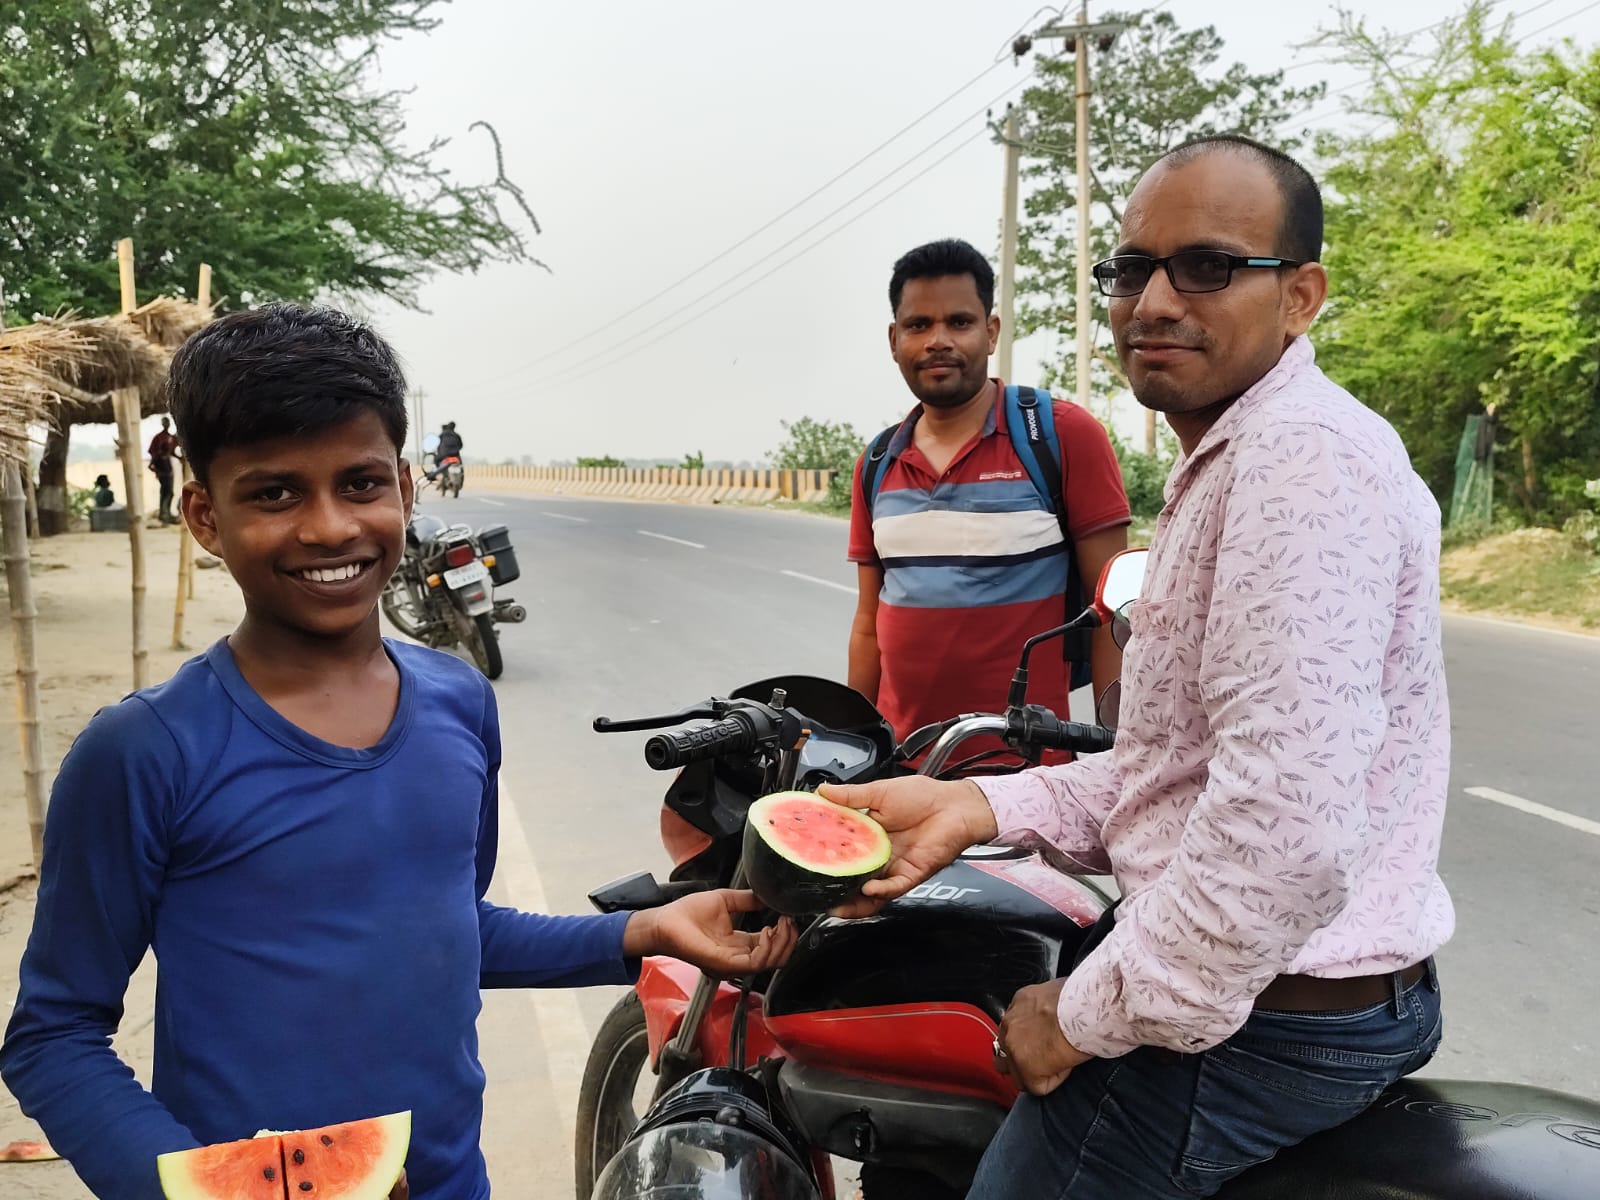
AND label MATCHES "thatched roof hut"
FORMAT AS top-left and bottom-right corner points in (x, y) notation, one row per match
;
(0, 322), (90, 462)
(0, 297), (213, 428)
(0, 296), (212, 533)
